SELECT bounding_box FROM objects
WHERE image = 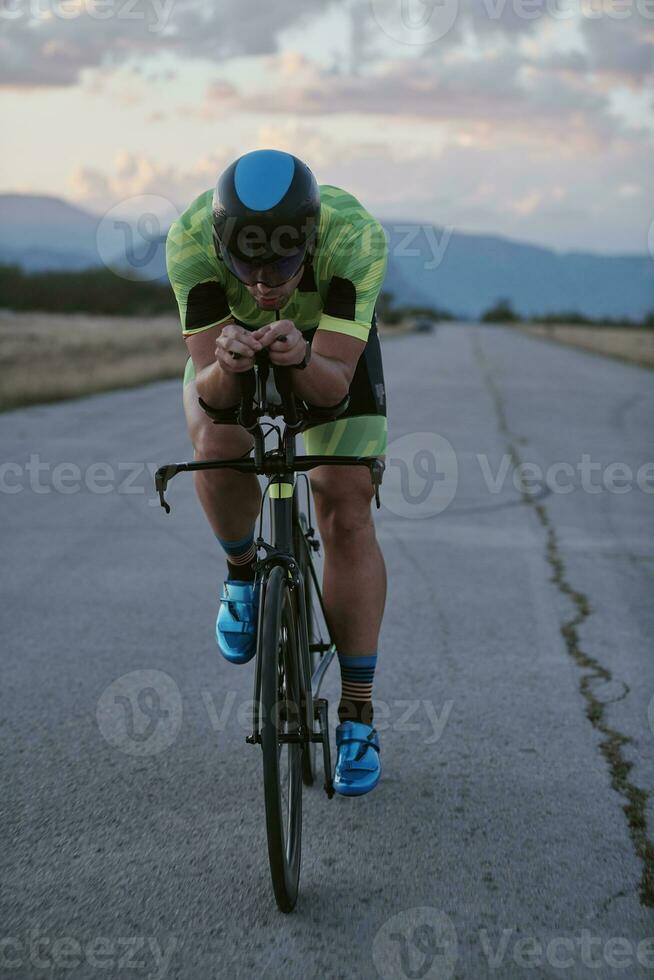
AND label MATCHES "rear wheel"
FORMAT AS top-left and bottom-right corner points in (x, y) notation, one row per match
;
(260, 565), (303, 913)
